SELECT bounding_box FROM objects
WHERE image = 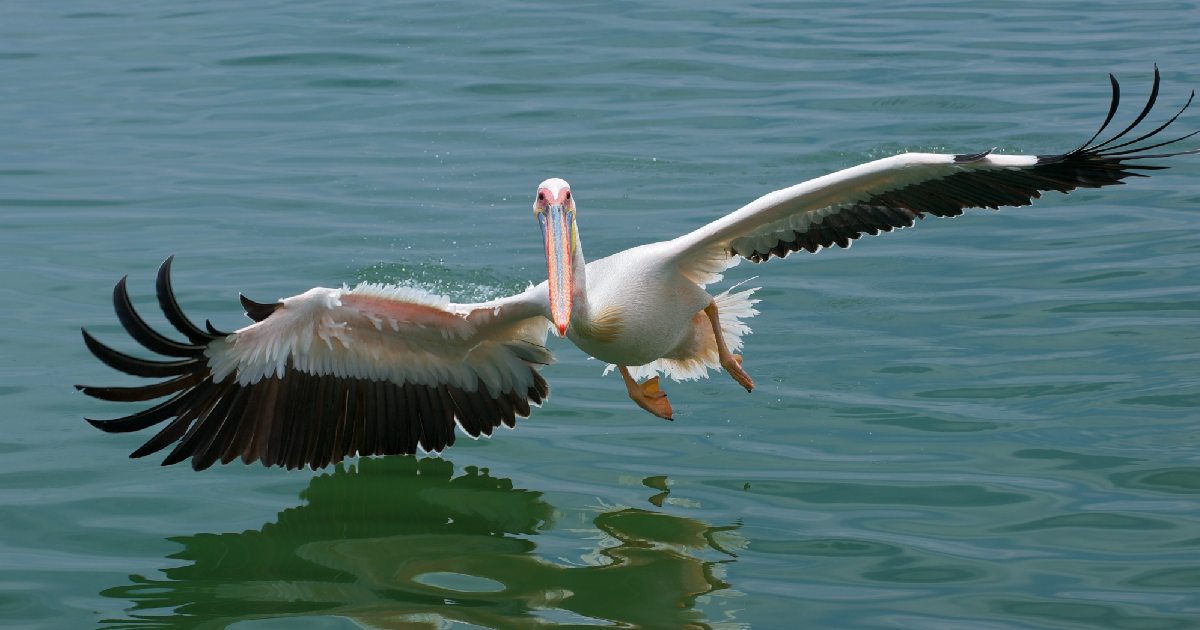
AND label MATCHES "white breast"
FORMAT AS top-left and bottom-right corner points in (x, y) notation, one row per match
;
(569, 243), (711, 366)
